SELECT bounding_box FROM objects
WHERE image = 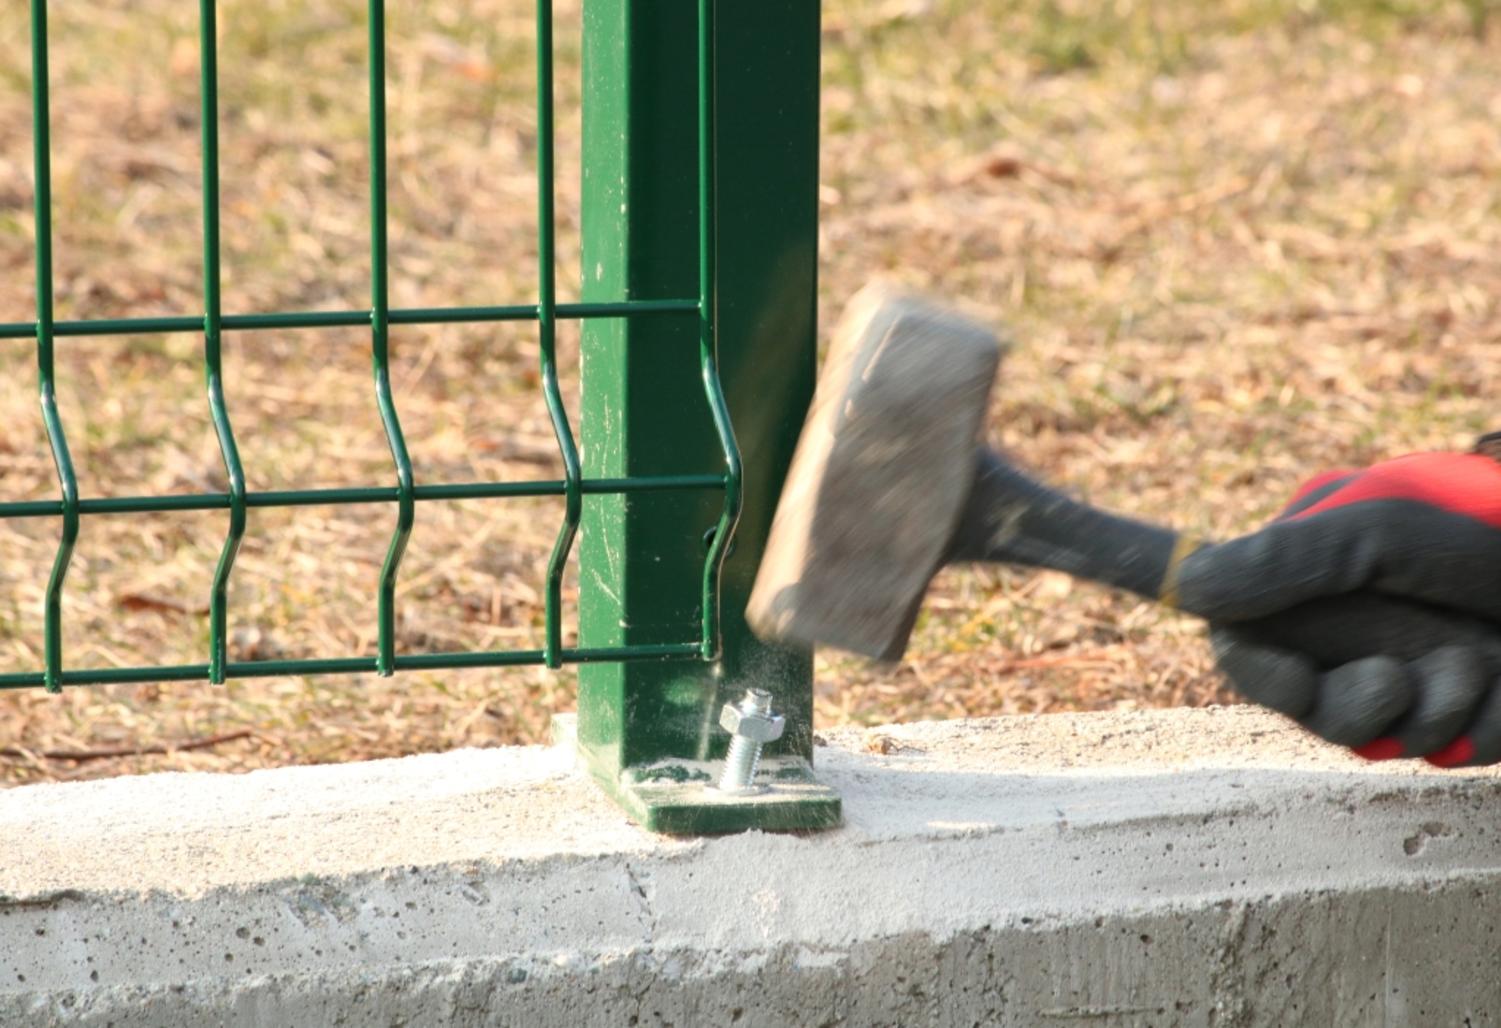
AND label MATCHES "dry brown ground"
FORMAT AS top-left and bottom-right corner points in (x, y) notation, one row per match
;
(2, 0), (1499, 782)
